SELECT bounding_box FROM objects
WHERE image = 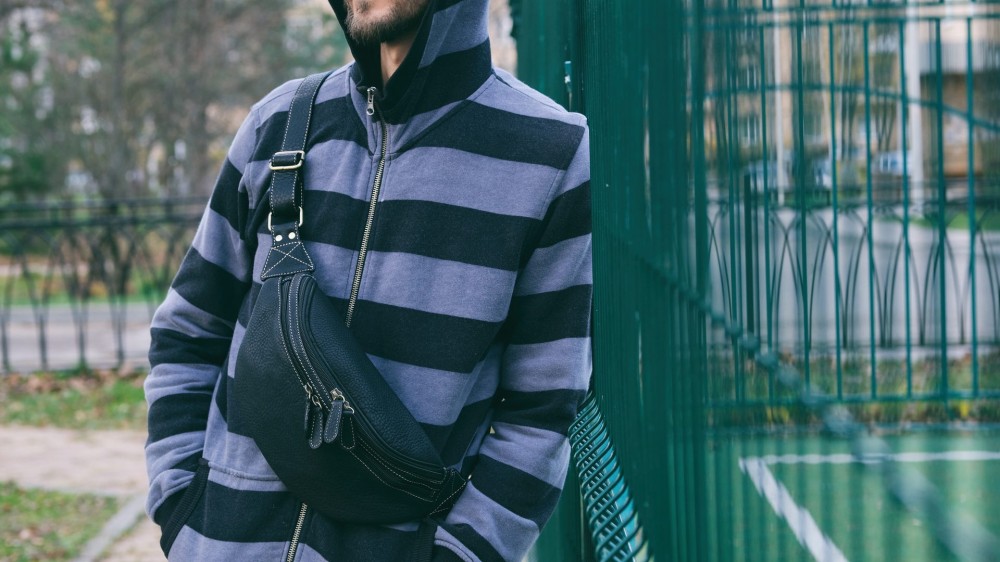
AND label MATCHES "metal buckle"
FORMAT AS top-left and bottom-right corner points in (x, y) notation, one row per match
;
(269, 150), (305, 171)
(267, 207), (304, 232)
